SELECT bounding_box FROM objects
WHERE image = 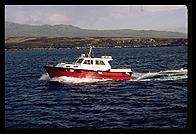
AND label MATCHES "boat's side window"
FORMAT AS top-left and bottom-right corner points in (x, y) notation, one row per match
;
(83, 60), (88, 64)
(95, 60), (99, 65)
(95, 60), (100, 65)
(76, 59), (84, 64)
(100, 60), (105, 65)
(90, 60), (93, 65)
(96, 60), (105, 65)
(84, 60), (93, 65)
